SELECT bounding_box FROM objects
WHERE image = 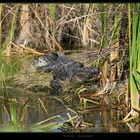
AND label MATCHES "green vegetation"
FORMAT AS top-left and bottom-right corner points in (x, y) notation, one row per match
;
(129, 4), (140, 117)
(0, 3), (139, 132)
